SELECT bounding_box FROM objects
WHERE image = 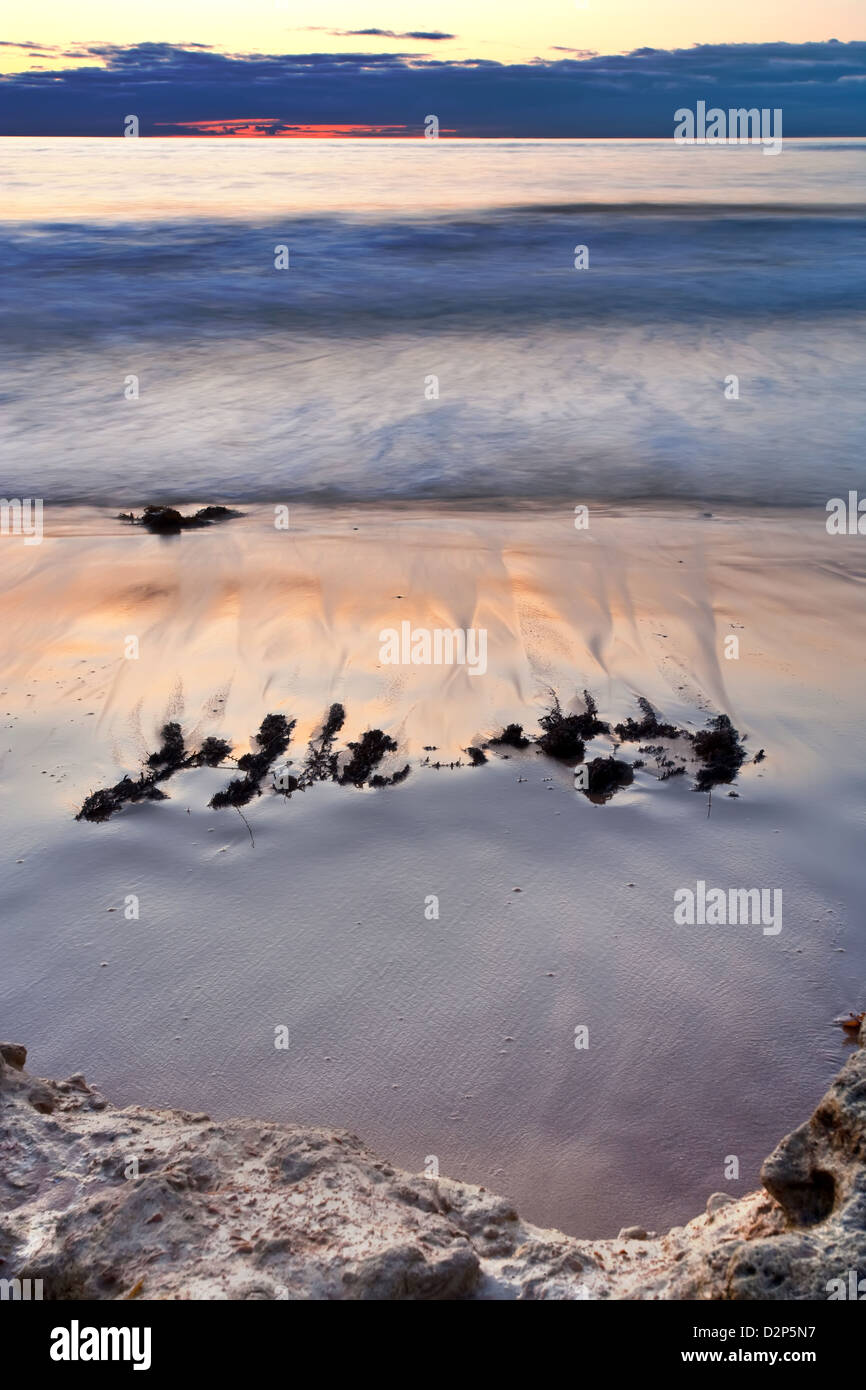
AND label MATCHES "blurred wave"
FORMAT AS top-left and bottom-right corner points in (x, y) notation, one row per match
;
(2, 210), (864, 344)
(1, 143), (864, 505)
